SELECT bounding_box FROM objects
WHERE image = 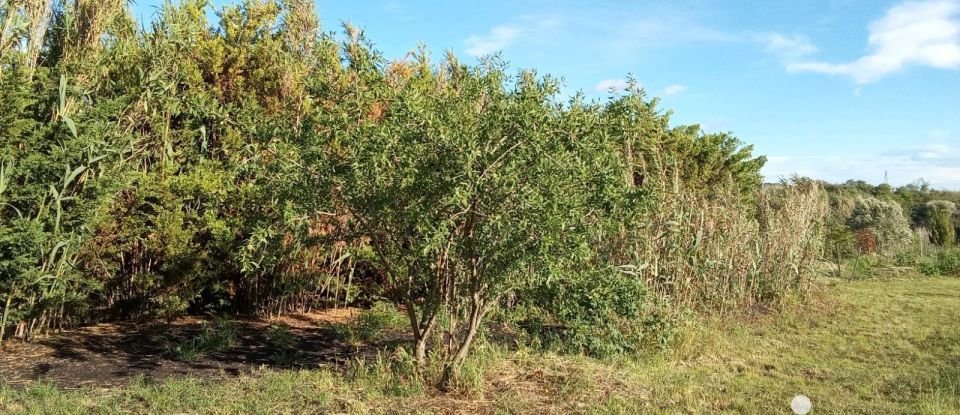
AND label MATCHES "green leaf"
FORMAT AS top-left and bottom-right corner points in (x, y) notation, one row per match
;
(58, 74), (67, 114)
(0, 159), (9, 196)
(63, 165), (86, 189)
(62, 115), (78, 138)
